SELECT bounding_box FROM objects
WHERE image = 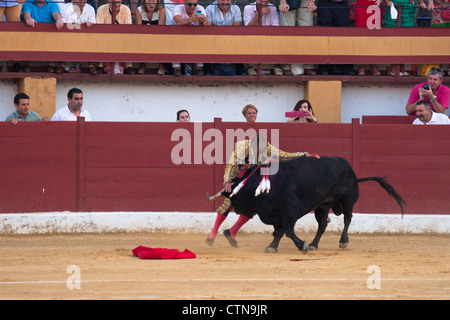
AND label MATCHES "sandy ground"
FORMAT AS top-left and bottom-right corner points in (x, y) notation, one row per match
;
(0, 231), (448, 300)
